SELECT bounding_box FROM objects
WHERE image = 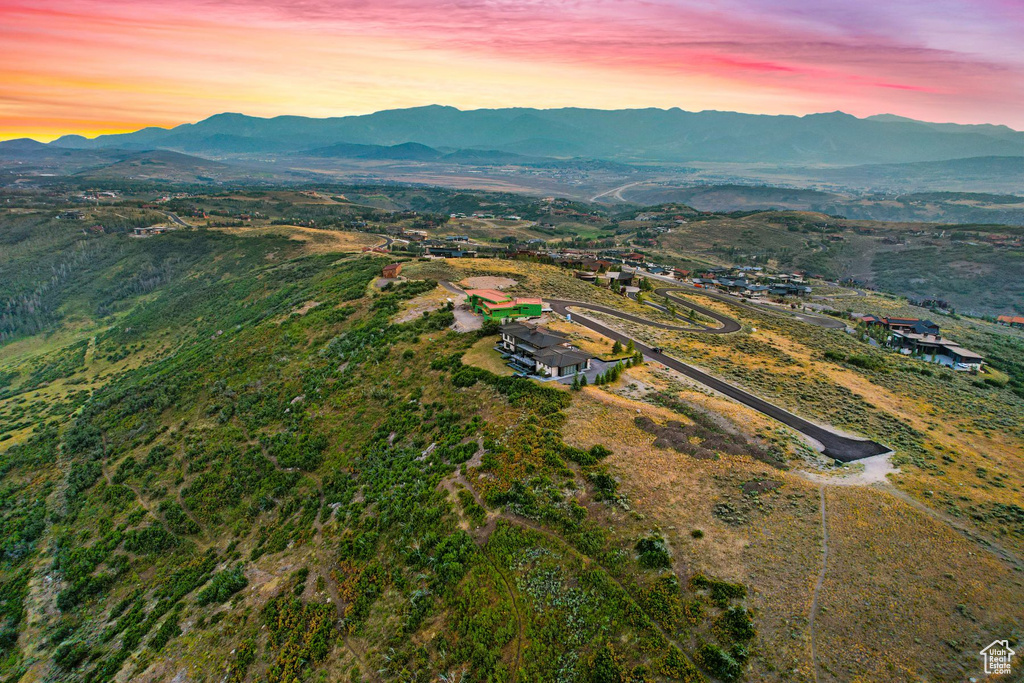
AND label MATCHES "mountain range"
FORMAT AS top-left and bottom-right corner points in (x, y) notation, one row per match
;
(39, 106), (1024, 166)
